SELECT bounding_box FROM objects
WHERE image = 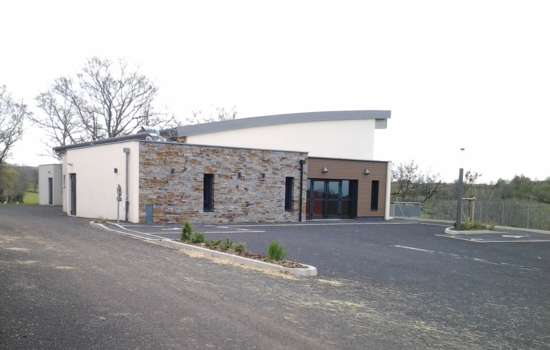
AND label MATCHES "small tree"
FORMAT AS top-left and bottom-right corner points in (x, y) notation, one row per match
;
(464, 170), (482, 197)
